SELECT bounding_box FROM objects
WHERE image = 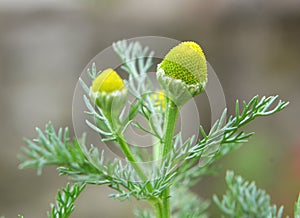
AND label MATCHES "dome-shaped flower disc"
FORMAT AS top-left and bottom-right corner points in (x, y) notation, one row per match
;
(159, 41), (207, 86)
